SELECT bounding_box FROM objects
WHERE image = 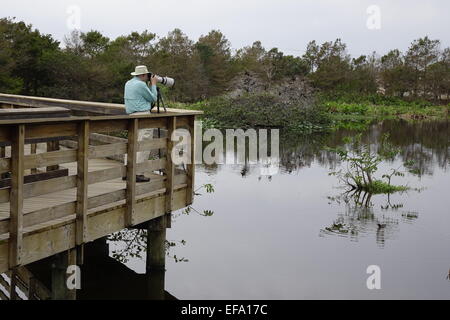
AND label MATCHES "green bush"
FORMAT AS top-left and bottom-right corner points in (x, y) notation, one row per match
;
(190, 93), (331, 133)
